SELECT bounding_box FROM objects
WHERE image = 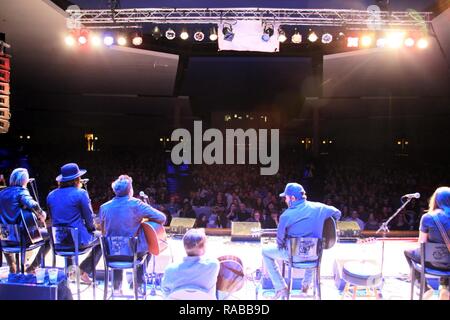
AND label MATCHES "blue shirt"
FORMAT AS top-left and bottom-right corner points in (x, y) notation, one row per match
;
(277, 199), (341, 249)
(161, 255), (220, 297)
(99, 196), (166, 253)
(47, 186), (96, 246)
(420, 210), (450, 243)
